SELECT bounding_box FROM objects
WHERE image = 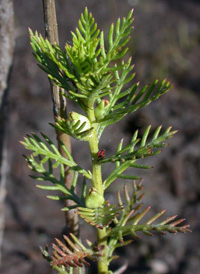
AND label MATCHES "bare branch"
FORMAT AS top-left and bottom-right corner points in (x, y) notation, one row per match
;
(42, 0), (79, 238)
